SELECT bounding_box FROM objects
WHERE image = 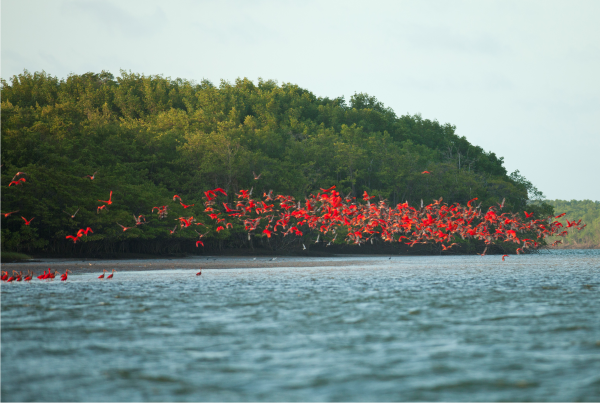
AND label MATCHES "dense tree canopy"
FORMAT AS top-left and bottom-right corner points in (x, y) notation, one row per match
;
(1, 70), (553, 255)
